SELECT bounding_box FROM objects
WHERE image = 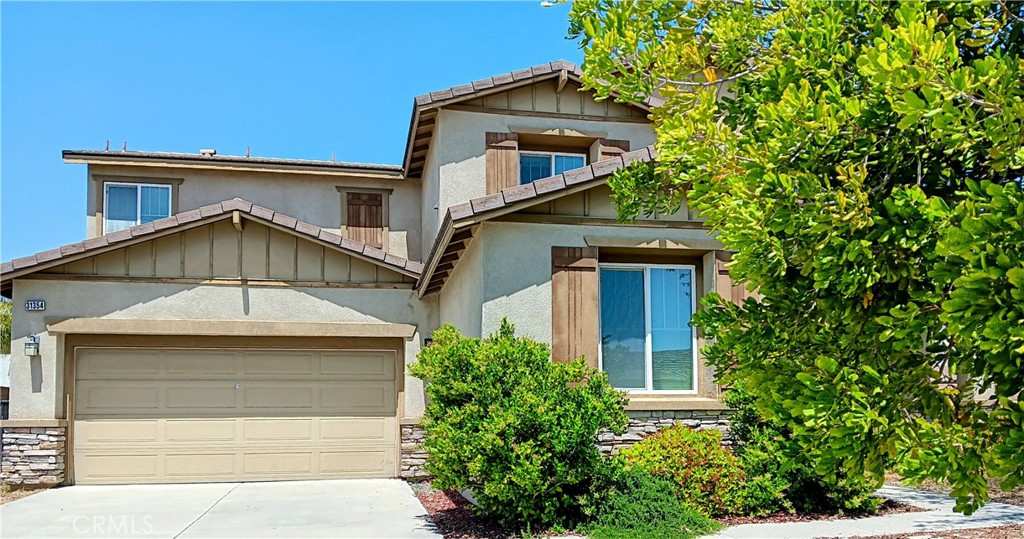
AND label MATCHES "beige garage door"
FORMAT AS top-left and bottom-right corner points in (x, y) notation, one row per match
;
(73, 347), (398, 485)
